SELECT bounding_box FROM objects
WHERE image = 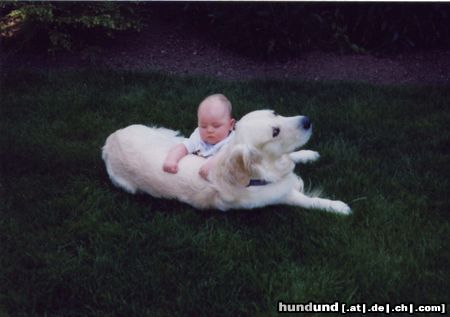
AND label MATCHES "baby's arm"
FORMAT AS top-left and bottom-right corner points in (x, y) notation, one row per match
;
(199, 155), (219, 180)
(163, 144), (188, 173)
